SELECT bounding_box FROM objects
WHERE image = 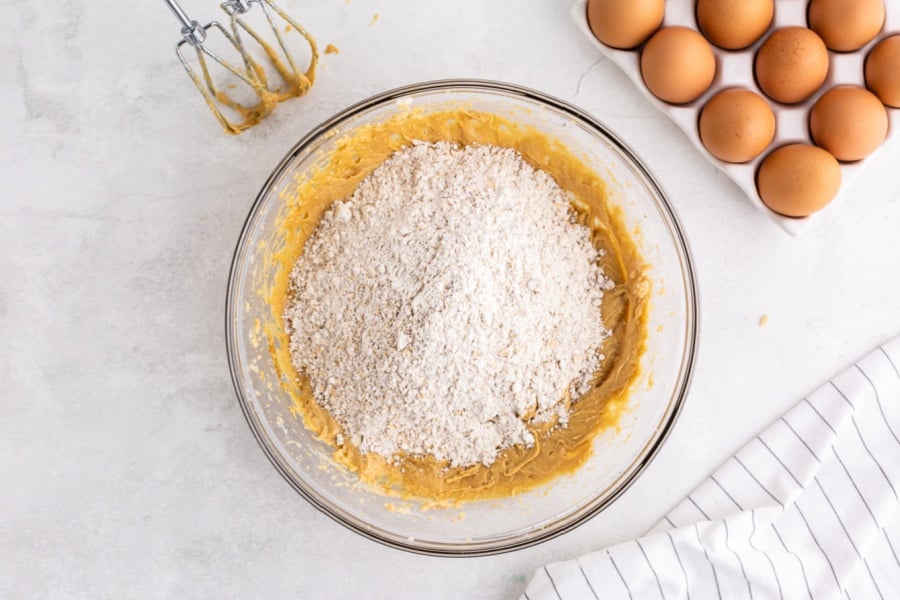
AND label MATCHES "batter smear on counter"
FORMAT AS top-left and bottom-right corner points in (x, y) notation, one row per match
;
(284, 142), (612, 468)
